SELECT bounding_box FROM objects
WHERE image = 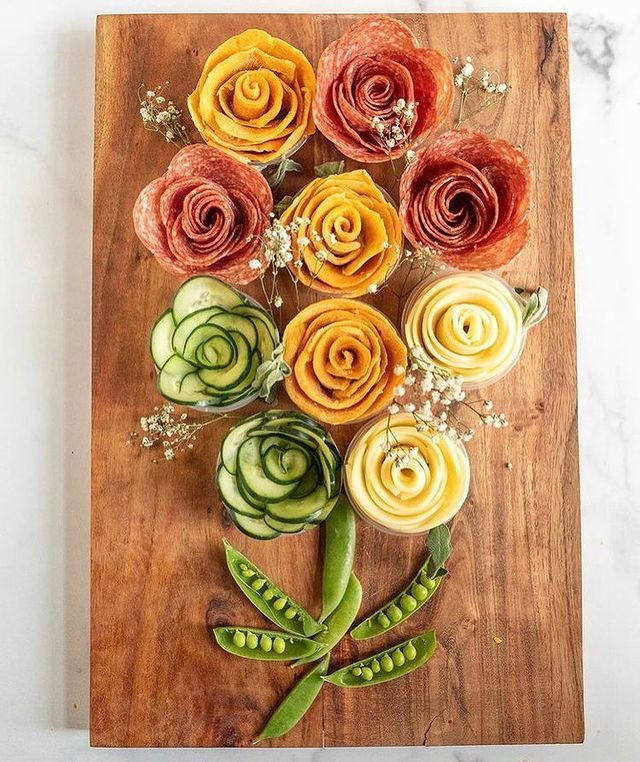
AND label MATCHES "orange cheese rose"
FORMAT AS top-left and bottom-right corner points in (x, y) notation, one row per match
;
(283, 299), (407, 425)
(281, 170), (402, 296)
(188, 29), (316, 165)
